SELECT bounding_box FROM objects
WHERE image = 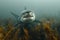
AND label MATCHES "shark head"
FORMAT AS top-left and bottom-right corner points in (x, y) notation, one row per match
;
(20, 10), (36, 23)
